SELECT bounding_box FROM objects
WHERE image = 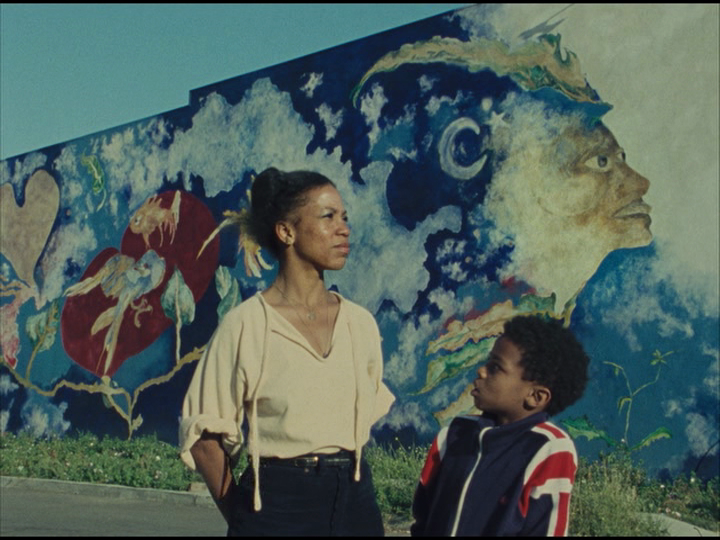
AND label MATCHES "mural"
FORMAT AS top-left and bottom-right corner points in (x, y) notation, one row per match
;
(1, 4), (718, 480)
